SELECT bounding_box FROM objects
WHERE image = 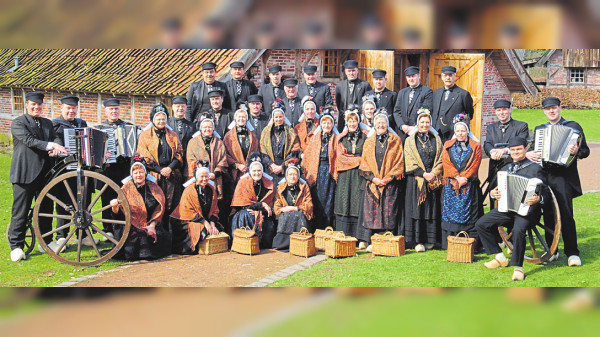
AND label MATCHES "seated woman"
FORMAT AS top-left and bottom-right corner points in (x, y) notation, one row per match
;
(272, 164), (313, 250)
(110, 156), (171, 261)
(260, 107), (301, 186)
(170, 161), (222, 255)
(294, 97), (320, 151)
(230, 153), (275, 248)
(224, 108), (259, 183)
(441, 114), (483, 249)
